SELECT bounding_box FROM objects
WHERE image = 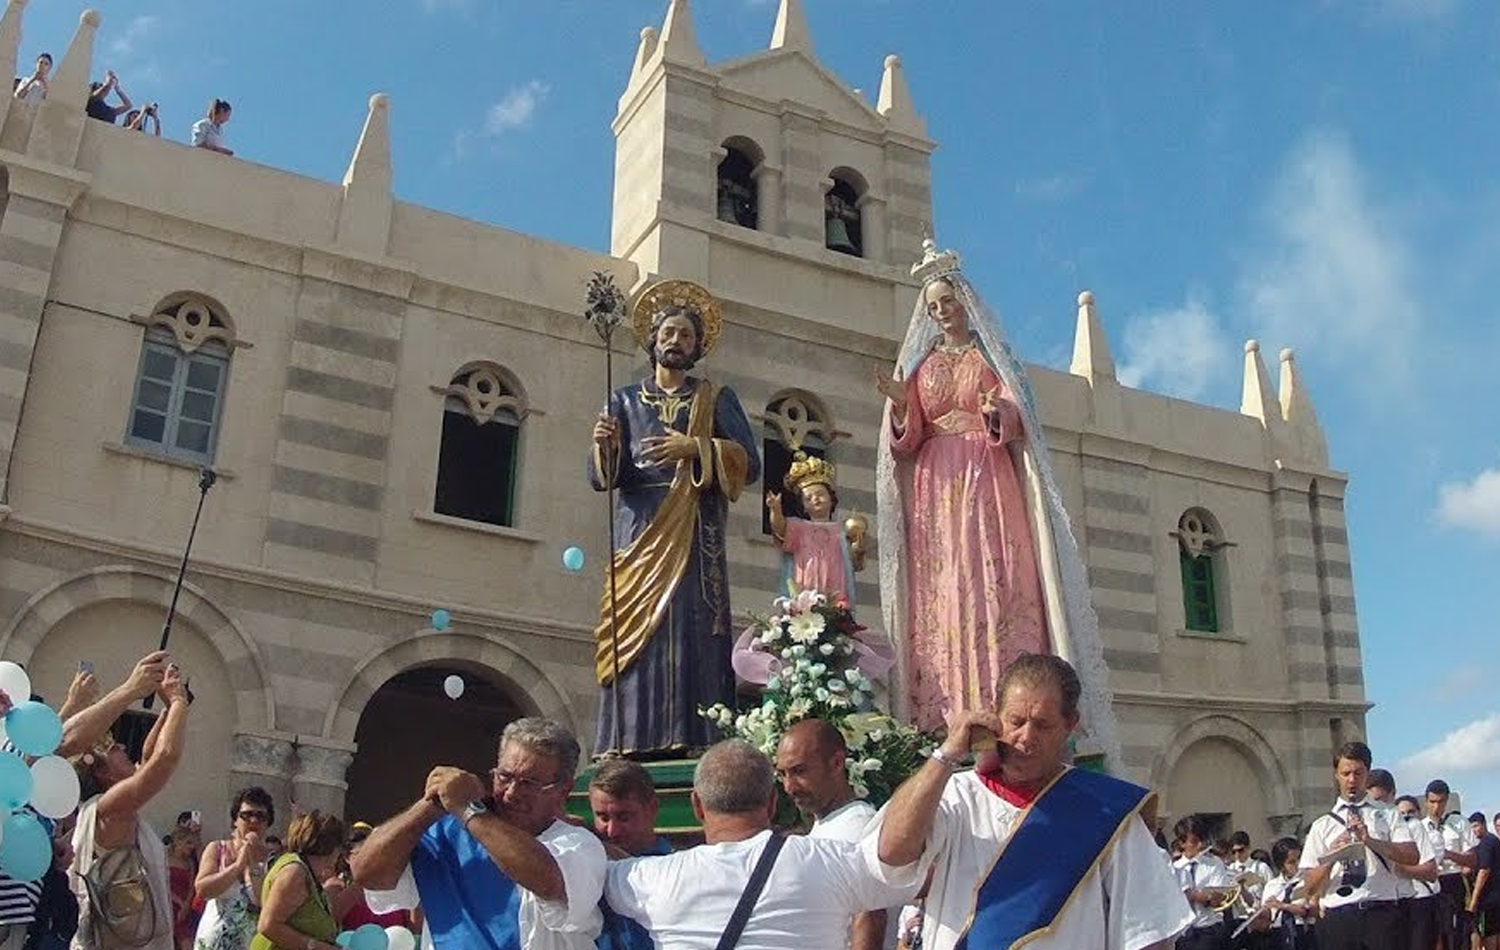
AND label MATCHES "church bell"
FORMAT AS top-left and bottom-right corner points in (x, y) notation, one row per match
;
(825, 215), (859, 256)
